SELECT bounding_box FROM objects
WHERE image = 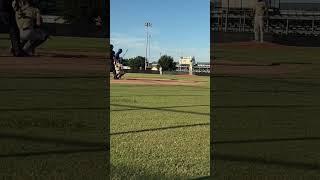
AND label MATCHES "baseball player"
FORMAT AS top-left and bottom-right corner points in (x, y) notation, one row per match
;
(14, 0), (49, 56)
(110, 44), (117, 79)
(0, 0), (26, 56)
(114, 62), (125, 79)
(115, 49), (122, 63)
(254, 0), (267, 43)
(114, 48), (124, 79)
